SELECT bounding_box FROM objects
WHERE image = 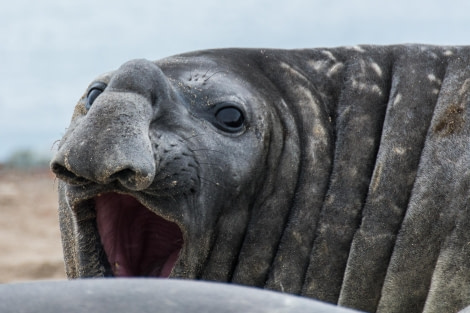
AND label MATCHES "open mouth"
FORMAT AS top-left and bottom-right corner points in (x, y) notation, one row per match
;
(94, 193), (184, 277)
